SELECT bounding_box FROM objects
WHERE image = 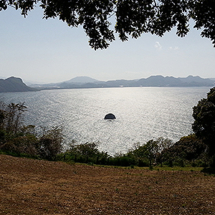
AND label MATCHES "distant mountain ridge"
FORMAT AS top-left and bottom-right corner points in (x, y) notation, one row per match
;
(65, 76), (98, 84)
(135, 75), (215, 87)
(4, 75), (214, 92)
(37, 75), (214, 89)
(0, 77), (35, 93)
